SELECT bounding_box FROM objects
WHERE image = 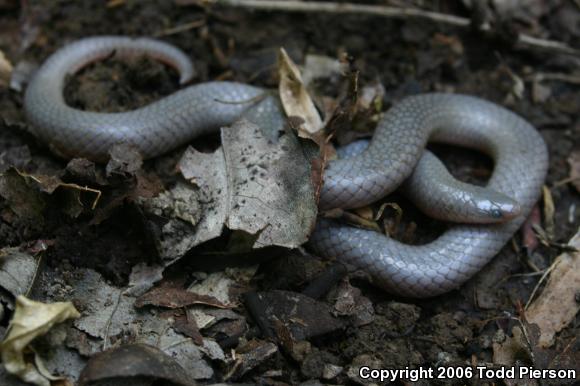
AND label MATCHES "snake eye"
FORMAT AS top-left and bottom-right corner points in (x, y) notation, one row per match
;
(489, 208), (503, 218)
